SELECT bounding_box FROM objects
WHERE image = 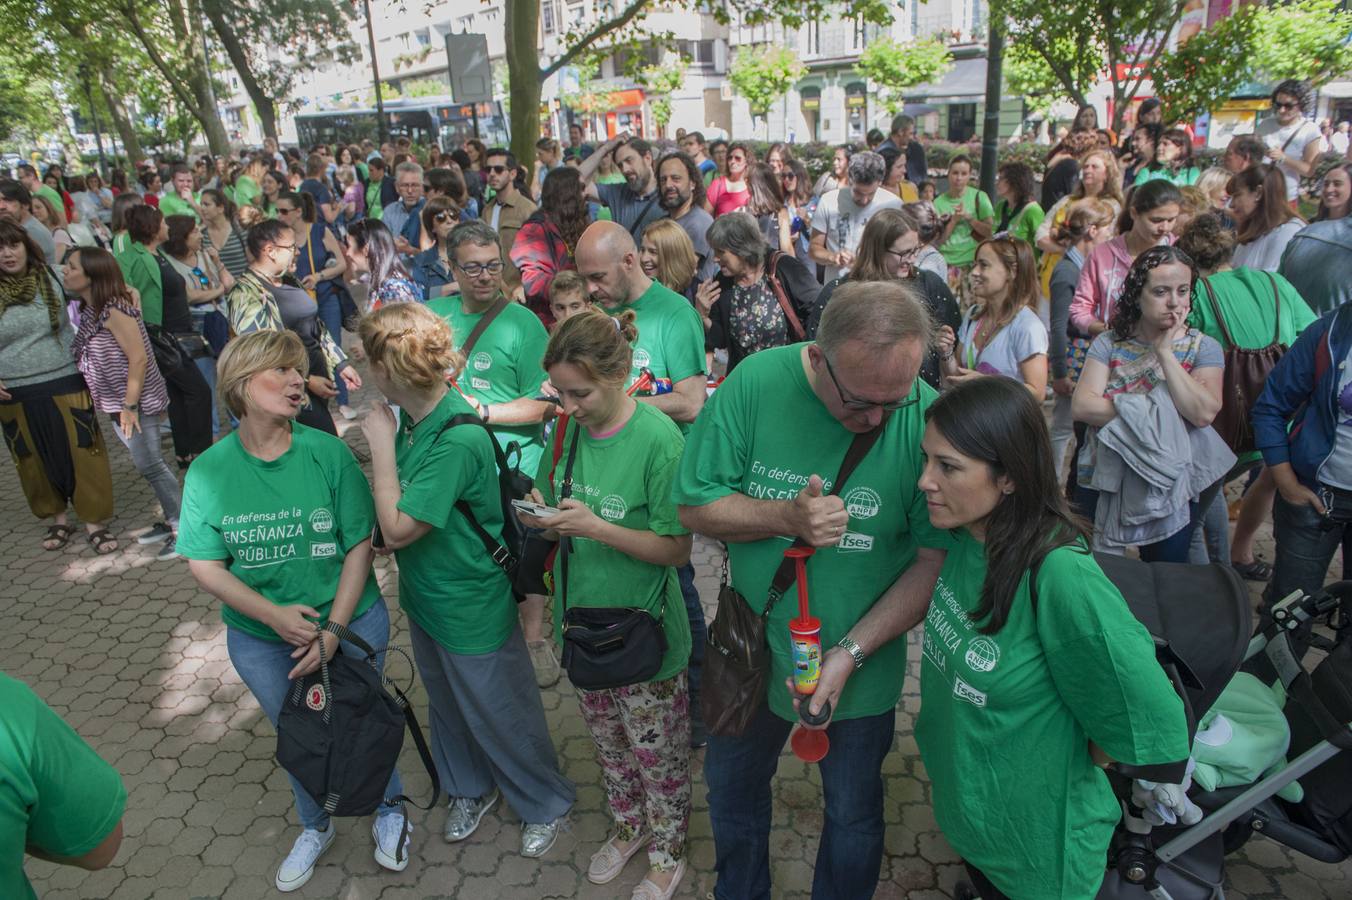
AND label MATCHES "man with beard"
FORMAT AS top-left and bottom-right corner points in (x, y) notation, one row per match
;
(480, 147), (538, 296)
(579, 135), (666, 240)
(657, 152), (718, 280)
